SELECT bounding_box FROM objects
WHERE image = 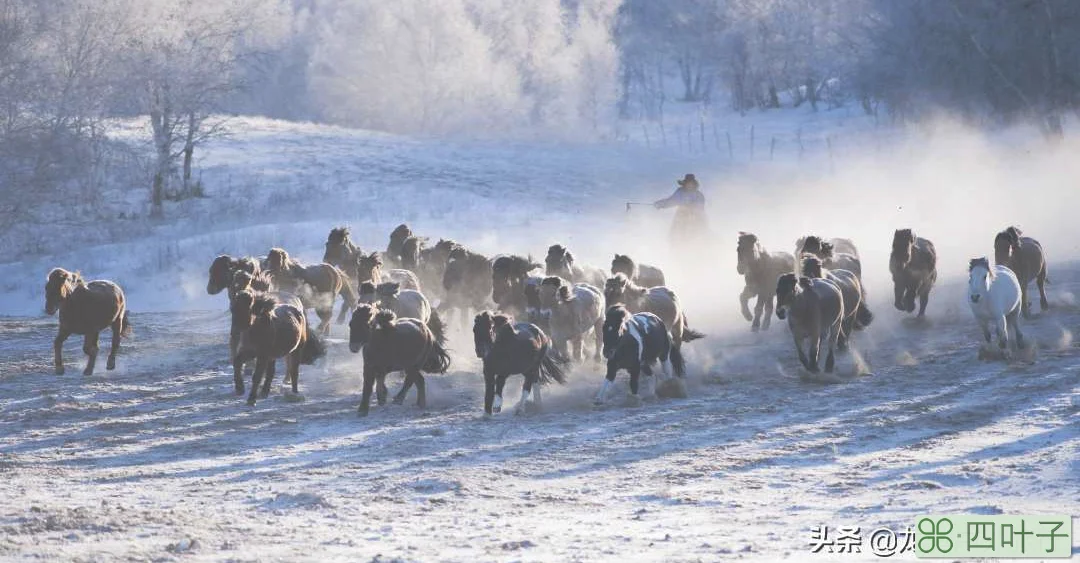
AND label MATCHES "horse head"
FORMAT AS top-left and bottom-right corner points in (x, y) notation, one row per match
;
(349, 303), (377, 353)
(545, 244), (574, 278)
(968, 257), (993, 305)
(45, 268), (80, 315)
(387, 224), (412, 256)
(356, 252), (383, 282)
(891, 229), (915, 268)
(604, 273), (631, 309)
(472, 311), (495, 359)
(324, 227), (354, 266)
(539, 276), (570, 310)
(801, 256), (824, 278)
(736, 232), (760, 275)
(207, 255), (235, 295)
(994, 227), (1021, 264)
(266, 248), (291, 273)
(774, 273), (800, 320)
(229, 289), (257, 331)
(602, 304), (632, 360)
(611, 254), (636, 279)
